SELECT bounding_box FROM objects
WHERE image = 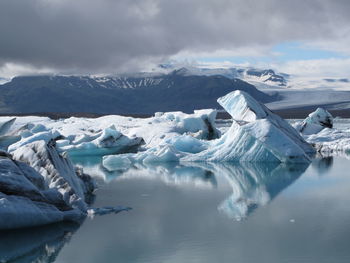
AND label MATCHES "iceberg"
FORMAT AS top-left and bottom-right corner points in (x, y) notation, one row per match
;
(104, 90), (314, 164)
(0, 109), (218, 157)
(0, 140), (95, 229)
(294, 108), (350, 154)
(296, 107), (333, 135)
(0, 118), (16, 136)
(302, 126), (350, 154)
(59, 126), (144, 157)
